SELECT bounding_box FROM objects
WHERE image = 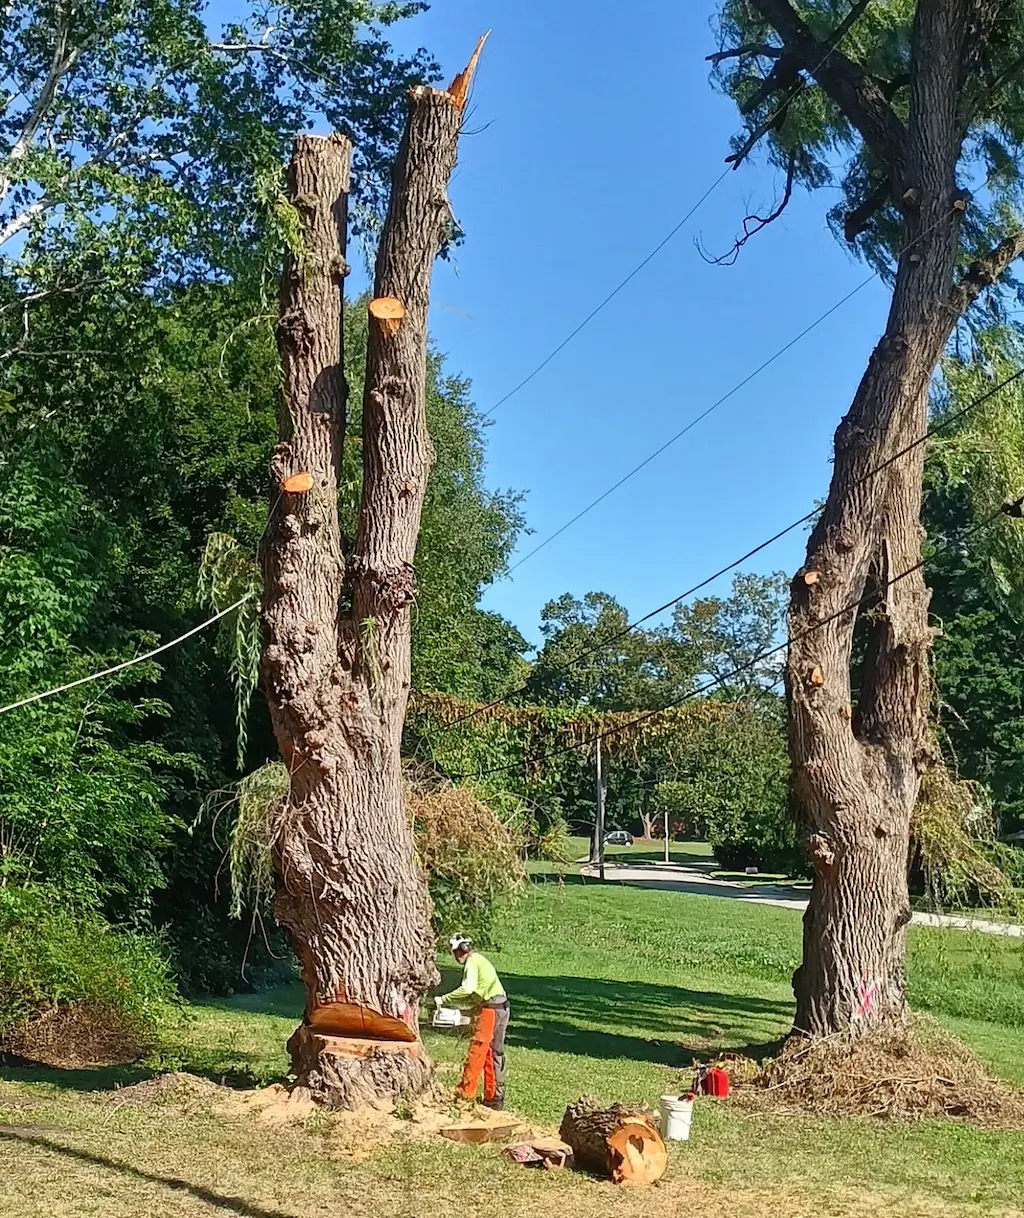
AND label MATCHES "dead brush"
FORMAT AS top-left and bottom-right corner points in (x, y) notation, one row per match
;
(3, 1001), (145, 1069)
(732, 1015), (1024, 1129)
